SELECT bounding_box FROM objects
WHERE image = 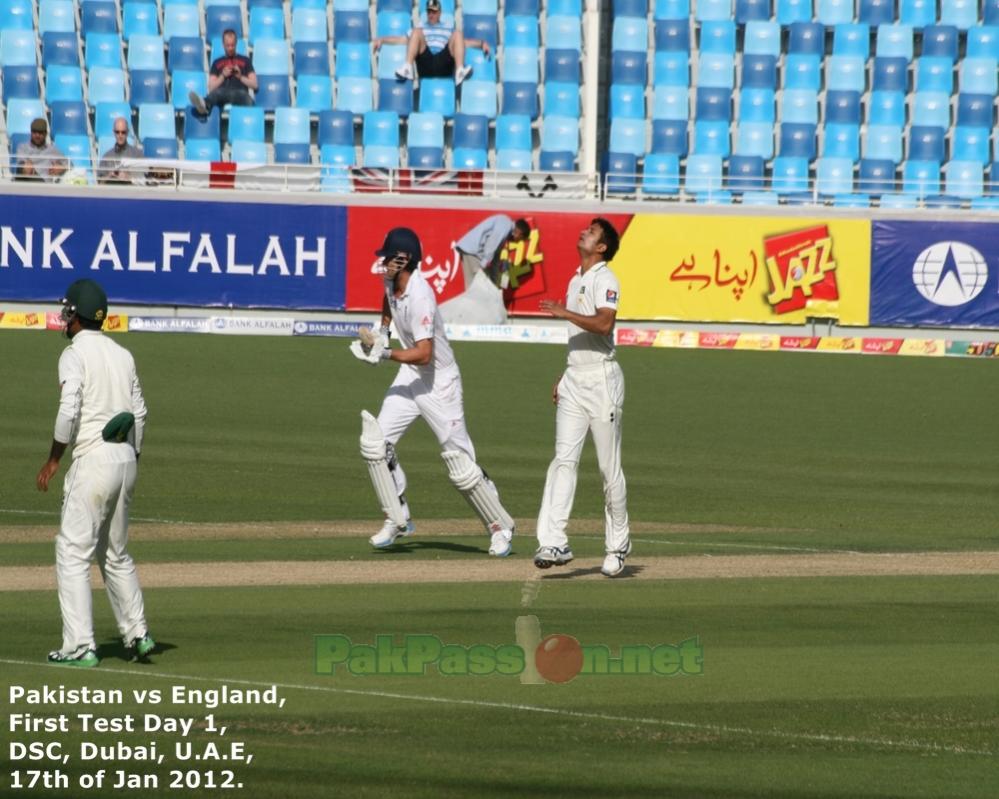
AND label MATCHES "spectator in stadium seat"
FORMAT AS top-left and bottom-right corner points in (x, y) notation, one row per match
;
(374, 0), (489, 87)
(15, 118), (68, 183)
(97, 117), (145, 184)
(189, 29), (258, 116)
